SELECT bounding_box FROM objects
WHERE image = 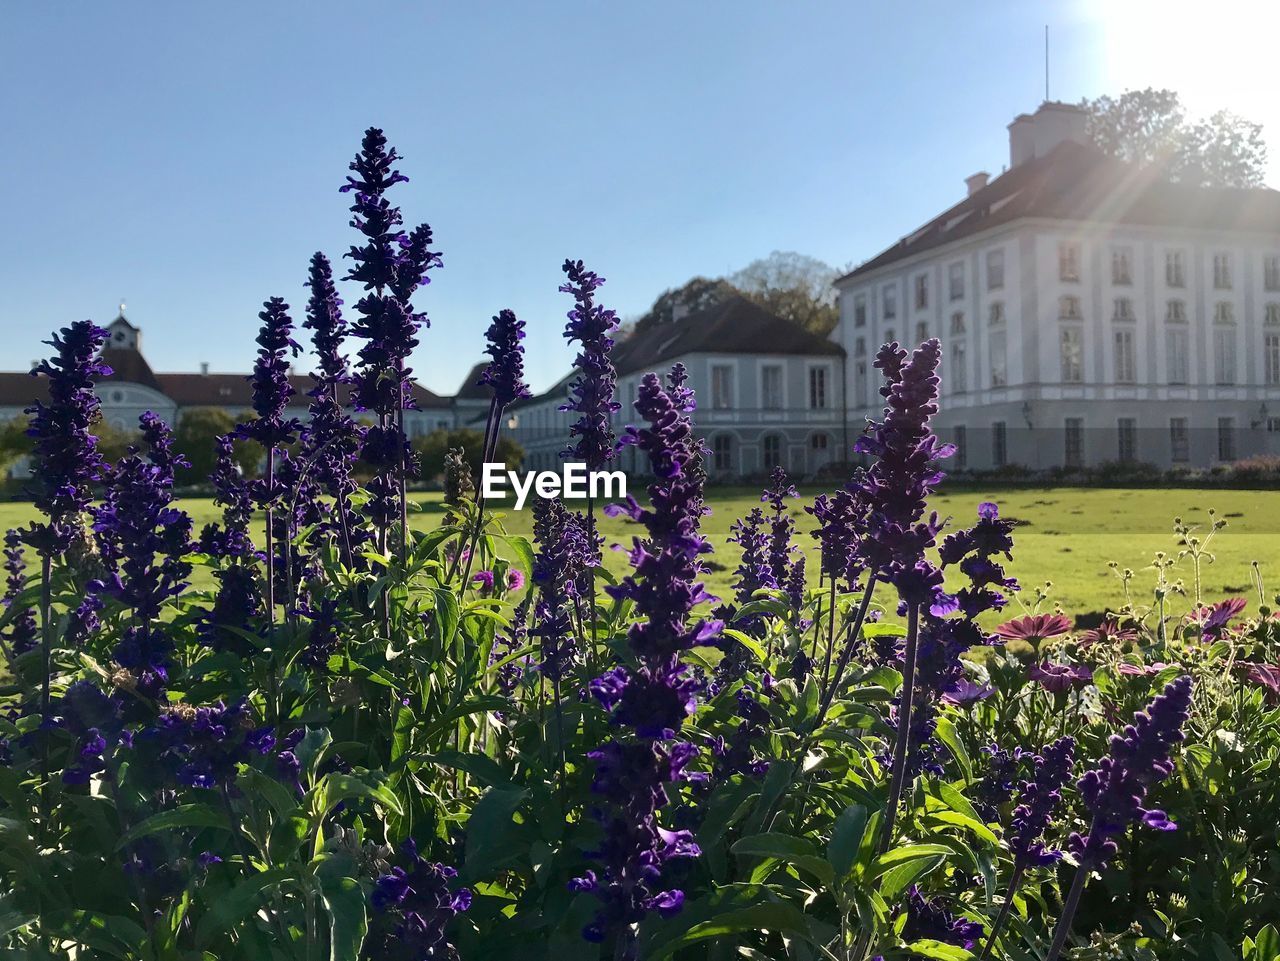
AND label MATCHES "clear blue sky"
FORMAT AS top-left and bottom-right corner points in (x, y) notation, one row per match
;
(1, 1), (1273, 395)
